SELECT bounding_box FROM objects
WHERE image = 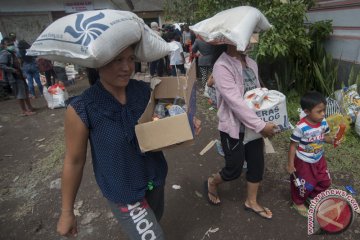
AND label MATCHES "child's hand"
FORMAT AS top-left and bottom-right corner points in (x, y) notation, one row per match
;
(287, 163), (296, 174)
(334, 137), (344, 147)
